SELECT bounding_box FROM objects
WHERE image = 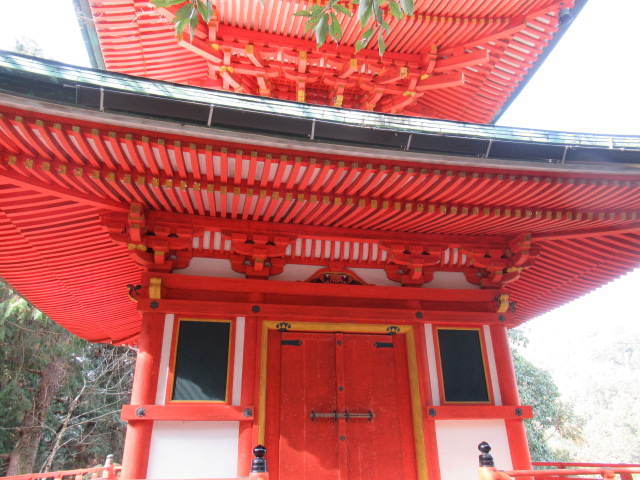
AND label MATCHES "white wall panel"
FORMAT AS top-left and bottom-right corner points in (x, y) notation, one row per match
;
(147, 421), (239, 479)
(155, 314), (174, 405)
(436, 420), (512, 480)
